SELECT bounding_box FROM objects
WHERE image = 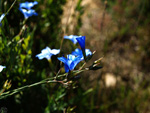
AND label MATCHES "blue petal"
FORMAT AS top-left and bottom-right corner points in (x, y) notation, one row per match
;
(72, 48), (92, 58)
(0, 14), (5, 26)
(36, 47), (59, 60)
(67, 54), (76, 60)
(0, 14), (5, 23)
(58, 57), (70, 72)
(64, 35), (79, 44)
(19, 1), (38, 19)
(64, 64), (70, 73)
(85, 49), (92, 56)
(76, 36), (86, 52)
(20, 1), (38, 10)
(69, 56), (83, 70)
(72, 48), (83, 57)
(57, 57), (68, 64)
(58, 54), (83, 73)
(19, 8), (38, 19)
